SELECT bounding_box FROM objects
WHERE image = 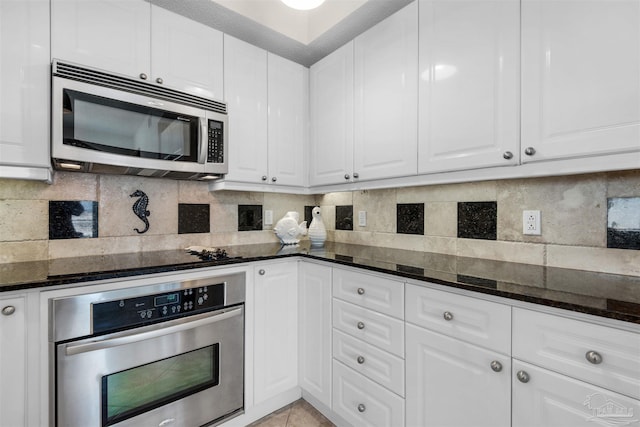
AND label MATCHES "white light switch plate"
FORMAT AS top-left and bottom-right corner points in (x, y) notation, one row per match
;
(264, 210), (273, 226)
(358, 211), (367, 227)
